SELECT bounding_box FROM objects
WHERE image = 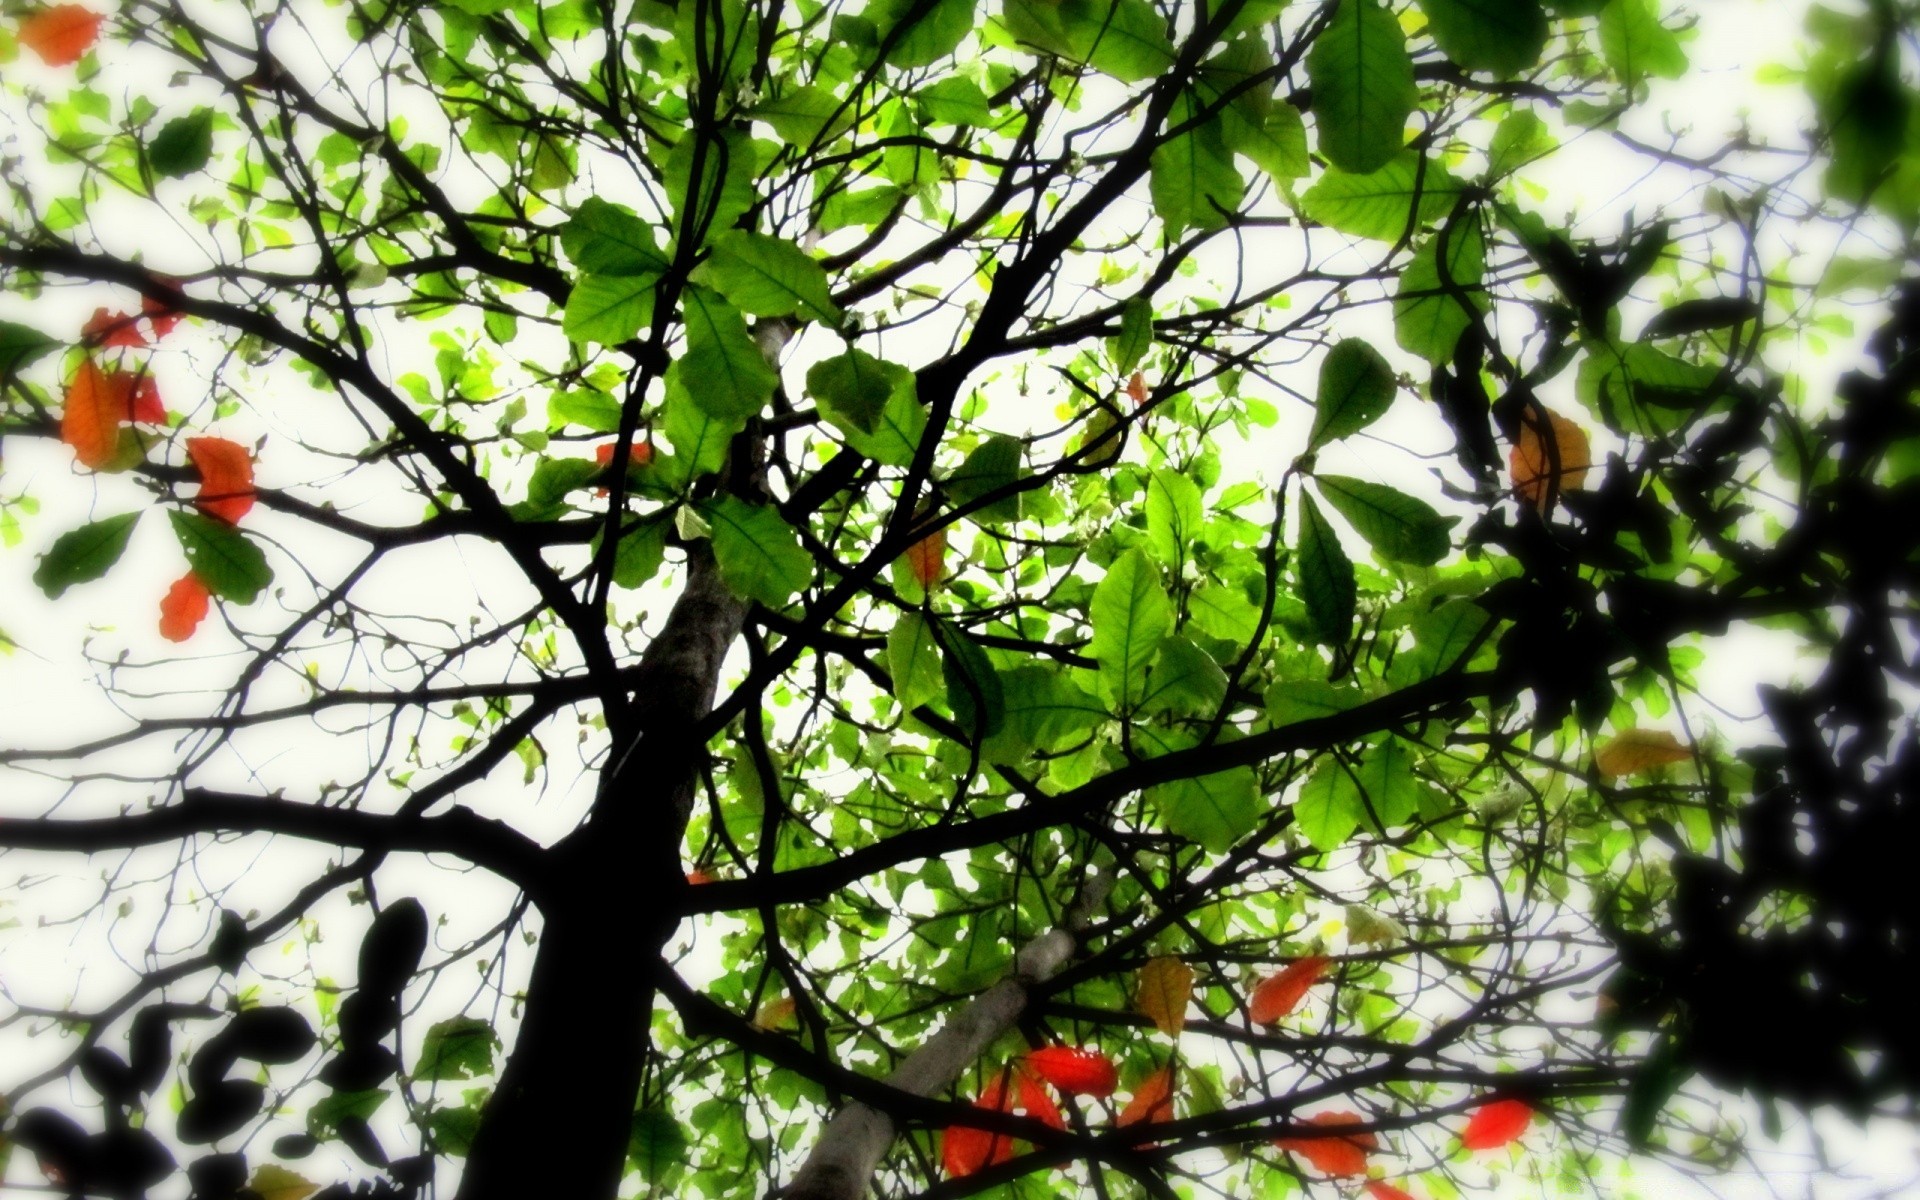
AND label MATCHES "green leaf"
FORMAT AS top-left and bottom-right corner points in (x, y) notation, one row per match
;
(609, 518), (668, 589)
(1486, 109), (1553, 178)
(1109, 297), (1153, 374)
(168, 511), (271, 604)
(867, 0), (976, 67)
(429, 1105), (482, 1157)
(1145, 467), (1204, 569)
(1619, 1035), (1690, 1149)
(1308, 339), (1396, 450)
(1149, 759), (1261, 854)
(807, 349), (905, 435)
(548, 390), (623, 433)
(563, 273), (660, 346)
(747, 85), (853, 146)
(662, 371), (745, 480)
(561, 198), (667, 275)
(1415, 0), (1548, 77)
(33, 513), (140, 599)
(1232, 101), (1311, 183)
(1387, 599), (1492, 686)
(1293, 757), (1363, 850)
(0, 320), (60, 378)
(1393, 220), (1486, 363)
(1265, 677), (1363, 726)
(1306, 0), (1417, 174)
(1188, 584), (1264, 645)
(1300, 152), (1459, 241)
(1138, 636), (1229, 717)
(1352, 737), (1420, 828)
(149, 109), (215, 178)
(514, 456), (603, 520)
(1295, 492), (1354, 644)
(680, 287), (779, 421)
(1596, 0), (1687, 90)
(887, 612), (945, 710)
(1149, 98), (1244, 234)
(936, 622), (1005, 739)
(701, 231), (841, 325)
(701, 497), (813, 608)
(630, 1108), (690, 1182)
(412, 1017), (498, 1081)
(985, 666), (1103, 760)
(838, 382), (926, 467)
(946, 434), (1024, 523)
(1090, 547), (1171, 708)
(1080, 0), (1177, 83)
(917, 77), (994, 128)
(308, 1088), (389, 1137)
(1314, 475), (1456, 565)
